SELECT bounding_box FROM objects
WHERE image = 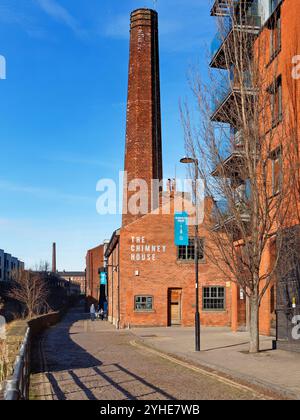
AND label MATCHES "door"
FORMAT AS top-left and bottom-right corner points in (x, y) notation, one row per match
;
(168, 289), (182, 326)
